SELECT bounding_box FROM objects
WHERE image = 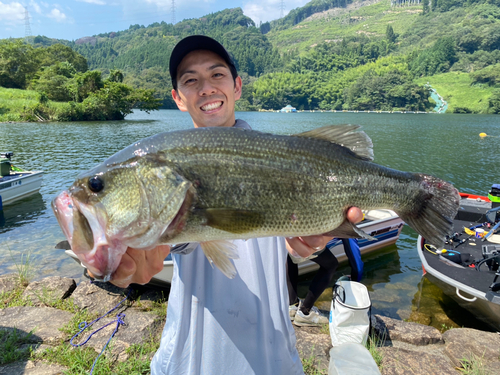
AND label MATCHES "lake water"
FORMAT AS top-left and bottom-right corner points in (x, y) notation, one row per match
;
(1, 110), (499, 330)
